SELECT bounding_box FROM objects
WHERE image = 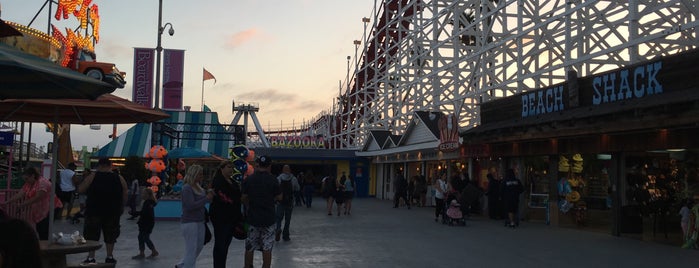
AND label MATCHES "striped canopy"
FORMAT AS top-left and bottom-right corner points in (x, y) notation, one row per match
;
(95, 111), (233, 158)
